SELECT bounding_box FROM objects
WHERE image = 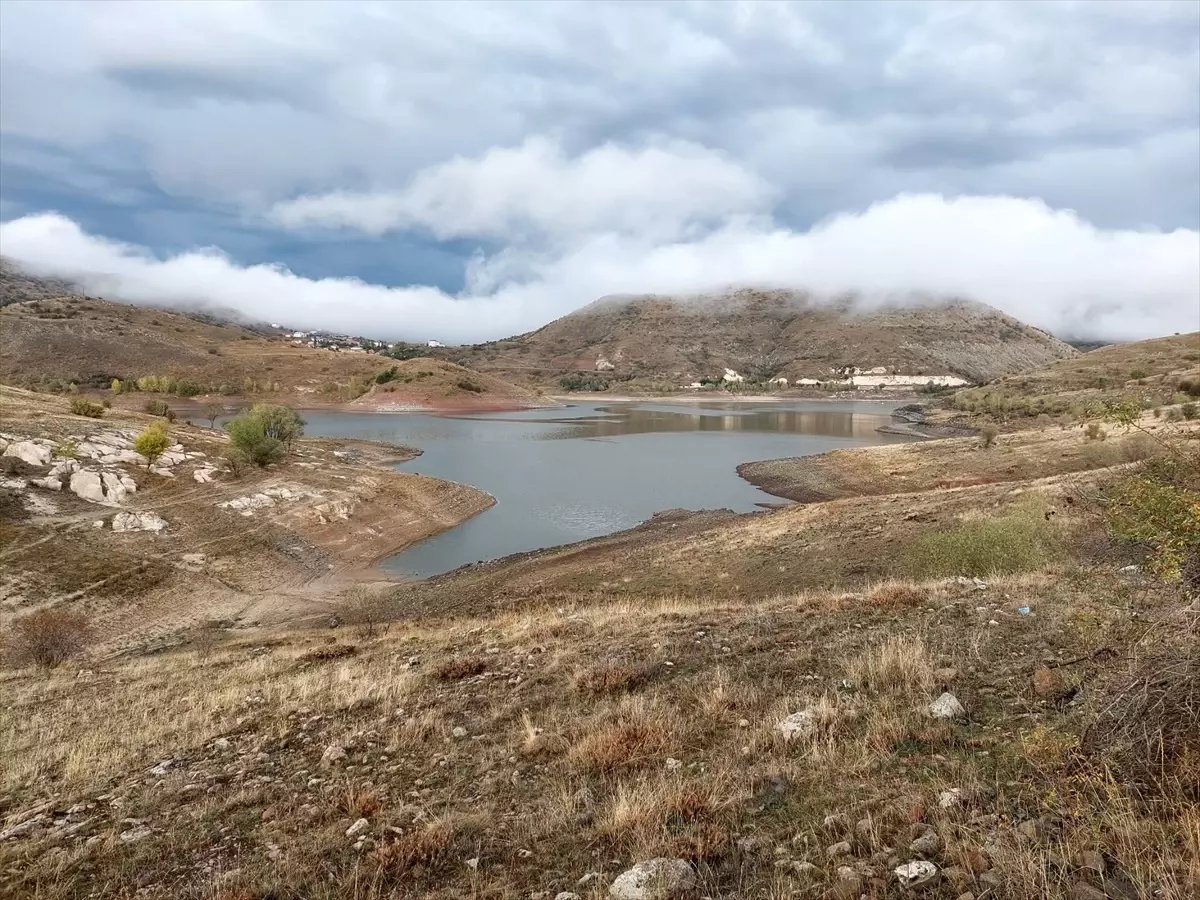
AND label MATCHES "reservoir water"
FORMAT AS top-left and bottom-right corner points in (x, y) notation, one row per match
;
(298, 400), (909, 577)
